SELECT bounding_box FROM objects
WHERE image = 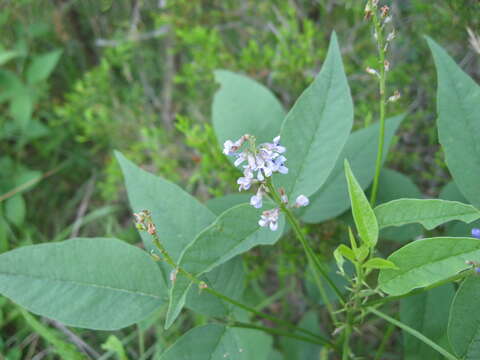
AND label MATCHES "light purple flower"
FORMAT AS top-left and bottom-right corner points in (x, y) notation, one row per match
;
(295, 195), (309, 207)
(237, 176), (253, 191)
(472, 228), (480, 239)
(258, 208), (280, 231)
